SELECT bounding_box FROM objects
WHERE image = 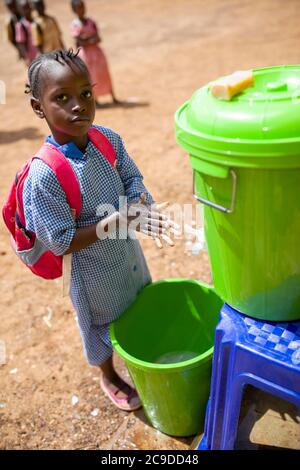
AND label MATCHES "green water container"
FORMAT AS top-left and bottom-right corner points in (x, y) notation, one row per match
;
(175, 65), (300, 321)
(110, 279), (223, 437)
